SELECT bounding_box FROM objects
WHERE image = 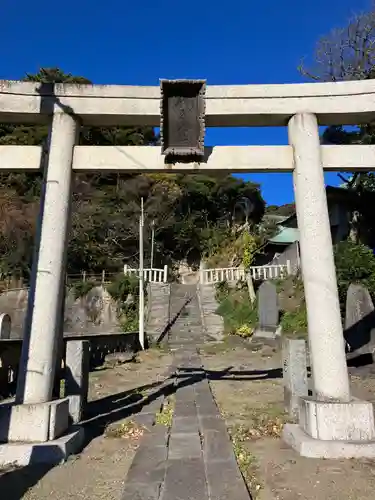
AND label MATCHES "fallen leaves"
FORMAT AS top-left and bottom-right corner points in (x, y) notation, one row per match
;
(105, 420), (145, 440)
